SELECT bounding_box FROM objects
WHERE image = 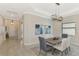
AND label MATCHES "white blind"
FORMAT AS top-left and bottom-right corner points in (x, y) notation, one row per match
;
(63, 23), (75, 36)
(63, 23), (75, 27)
